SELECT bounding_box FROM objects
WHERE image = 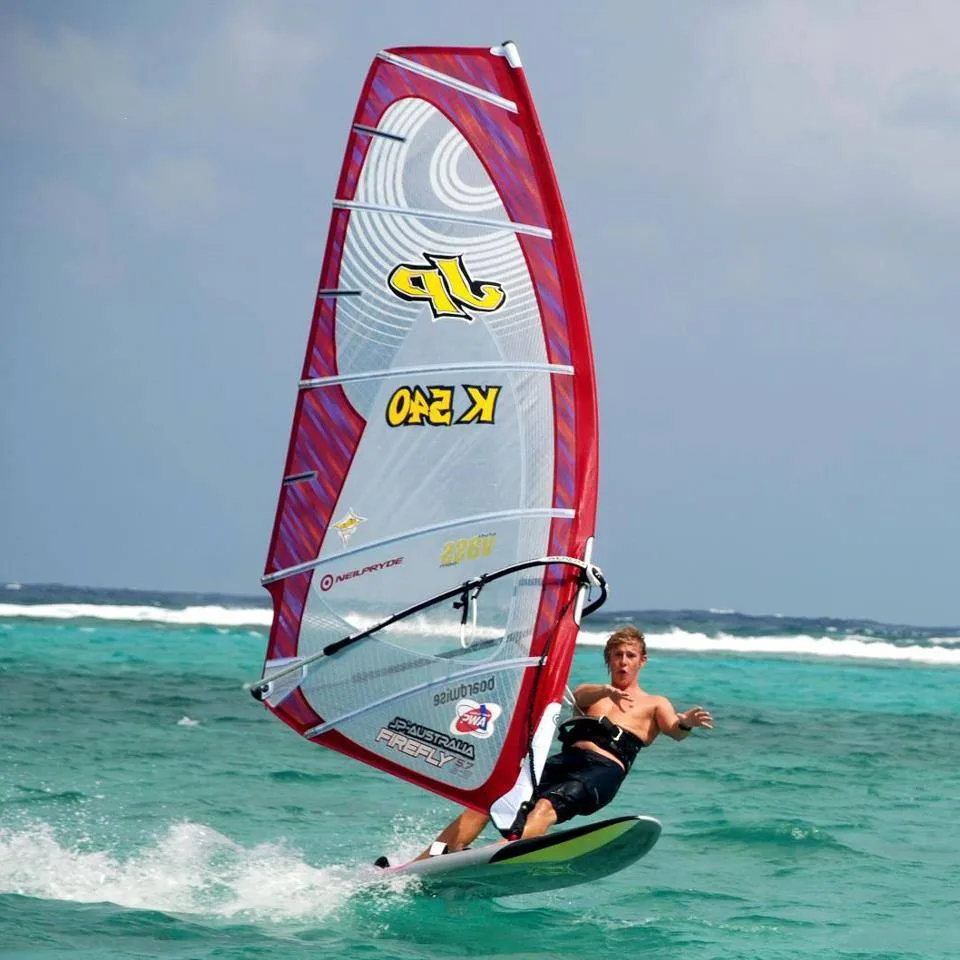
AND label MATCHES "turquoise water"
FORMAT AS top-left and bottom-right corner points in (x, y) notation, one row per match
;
(1, 587), (958, 959)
